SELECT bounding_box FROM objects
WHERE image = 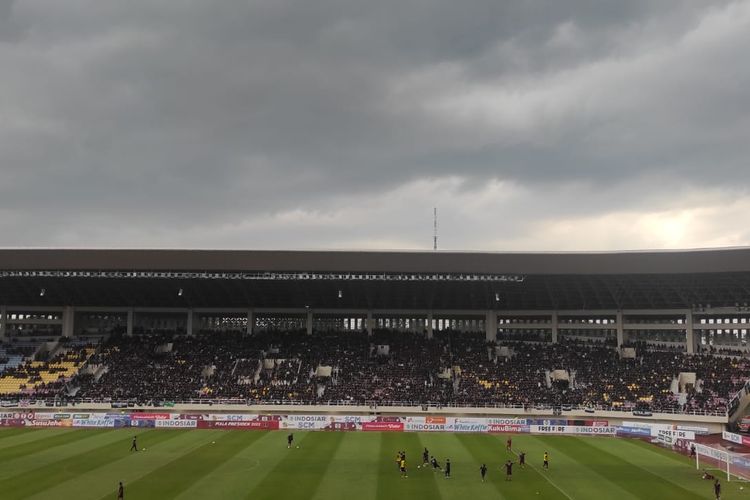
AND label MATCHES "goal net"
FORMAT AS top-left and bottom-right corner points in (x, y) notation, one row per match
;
(695, 442), (750, 482)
